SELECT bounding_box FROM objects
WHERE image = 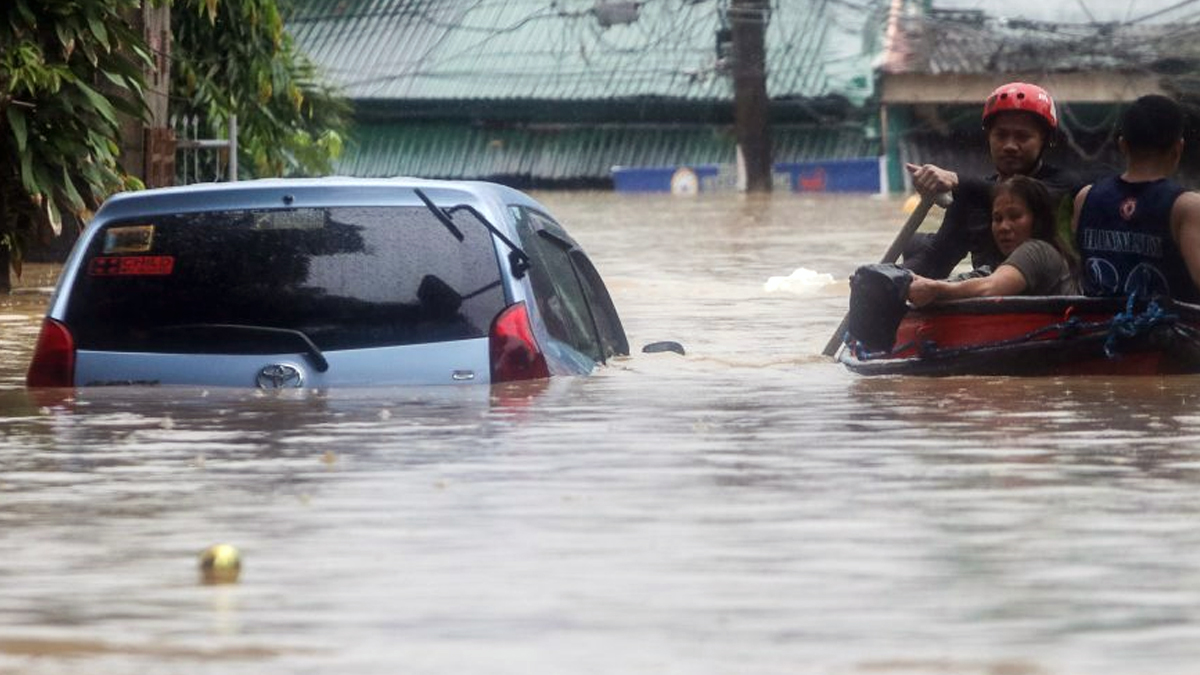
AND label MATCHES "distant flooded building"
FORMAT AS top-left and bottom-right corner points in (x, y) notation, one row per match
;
(288, 1), (1197, 193)
(287, 0), (886, 192)
(878, 4), (1181, 189)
